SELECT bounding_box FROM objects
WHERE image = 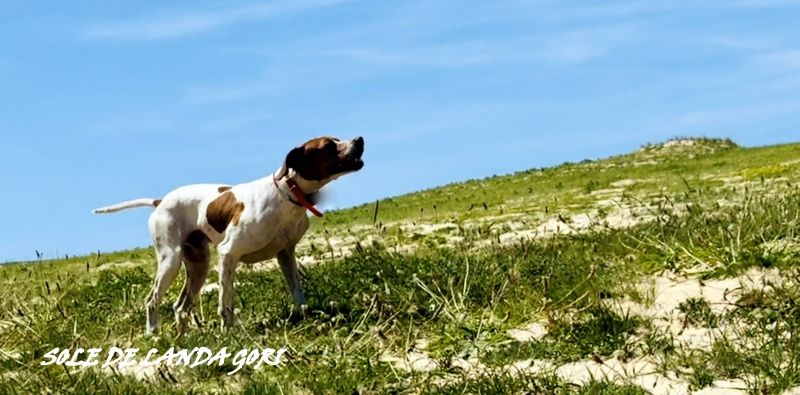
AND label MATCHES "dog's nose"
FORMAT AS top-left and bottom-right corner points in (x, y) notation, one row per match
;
(352, 136), (364, 157)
